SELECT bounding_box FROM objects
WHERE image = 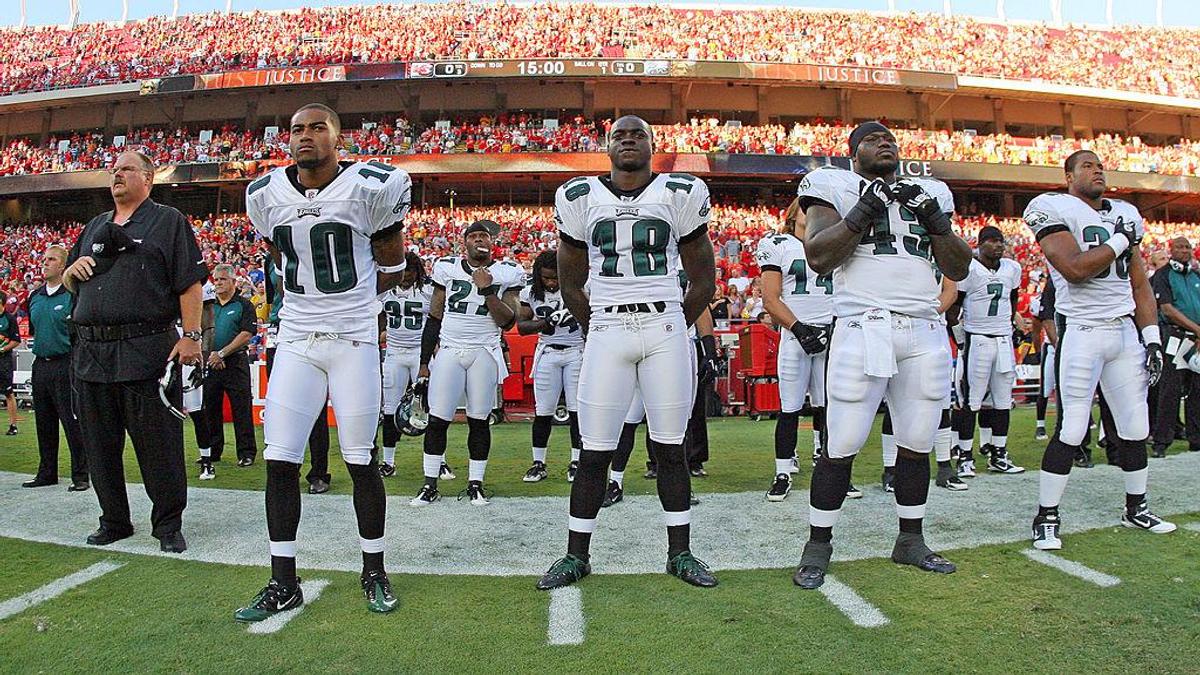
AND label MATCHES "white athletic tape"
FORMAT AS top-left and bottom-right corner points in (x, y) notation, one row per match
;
(818, 575), (889, 628)
(567, 516), (596, 534)
(547, 587), (585, 645)
(0, 561), (124, 621)
(1021, 550), (1120, 587)
(246, 579), (330, 634)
